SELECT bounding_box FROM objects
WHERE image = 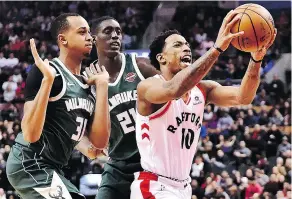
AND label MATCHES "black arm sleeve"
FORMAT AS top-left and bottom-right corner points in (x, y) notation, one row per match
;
(24, 64), (62, 102)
